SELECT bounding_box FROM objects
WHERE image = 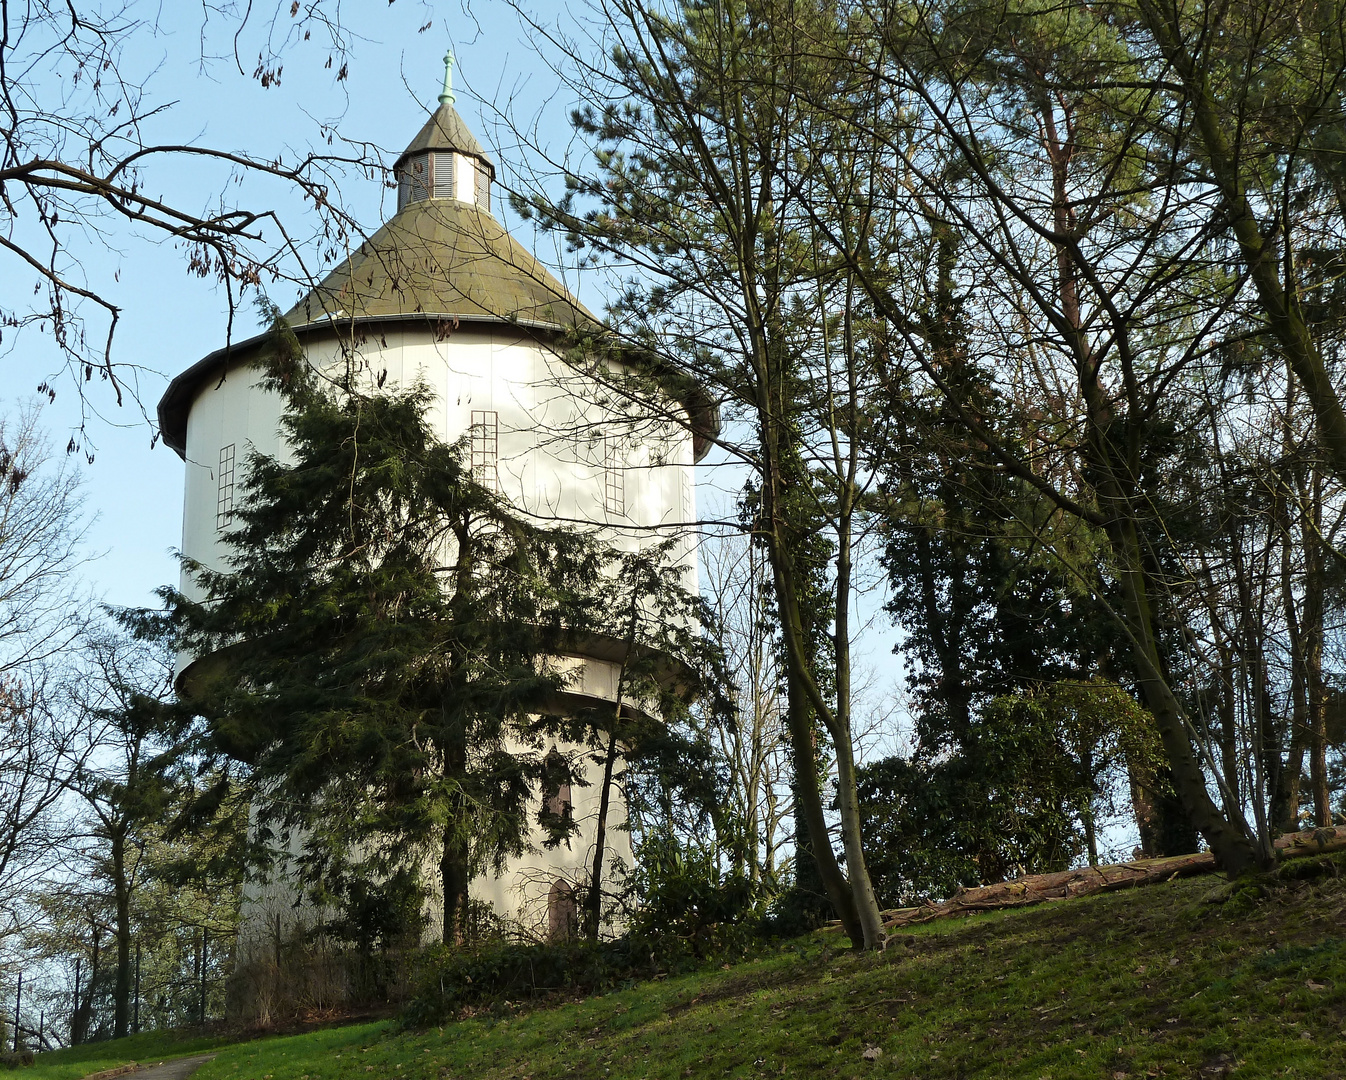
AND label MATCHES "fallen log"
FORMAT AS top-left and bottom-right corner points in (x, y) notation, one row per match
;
(1272, 825), (1346, 857)
(874, 851), (1216, 929)
(822, 826), (1346, 933)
